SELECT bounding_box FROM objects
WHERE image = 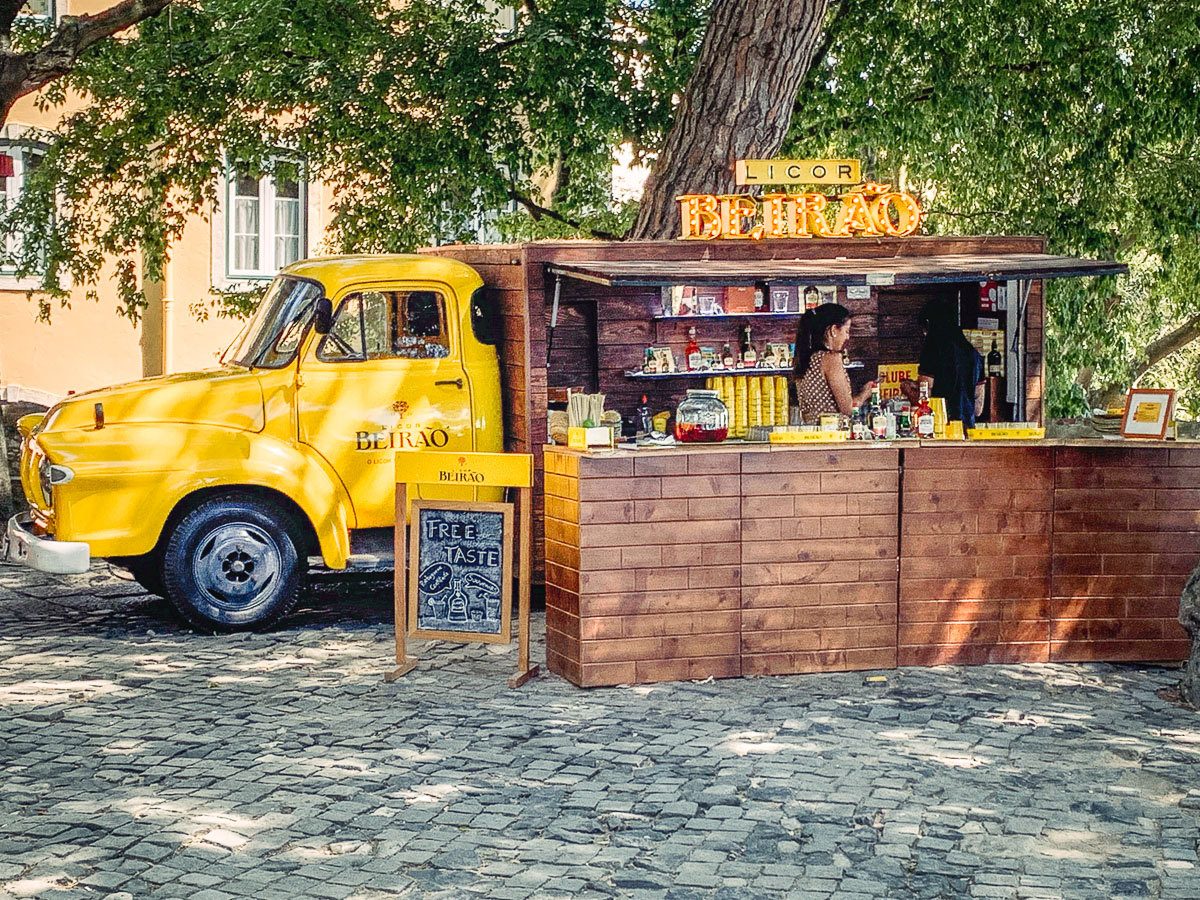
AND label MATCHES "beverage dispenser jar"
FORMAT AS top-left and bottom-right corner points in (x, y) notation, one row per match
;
(674, 389), (729, 443)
